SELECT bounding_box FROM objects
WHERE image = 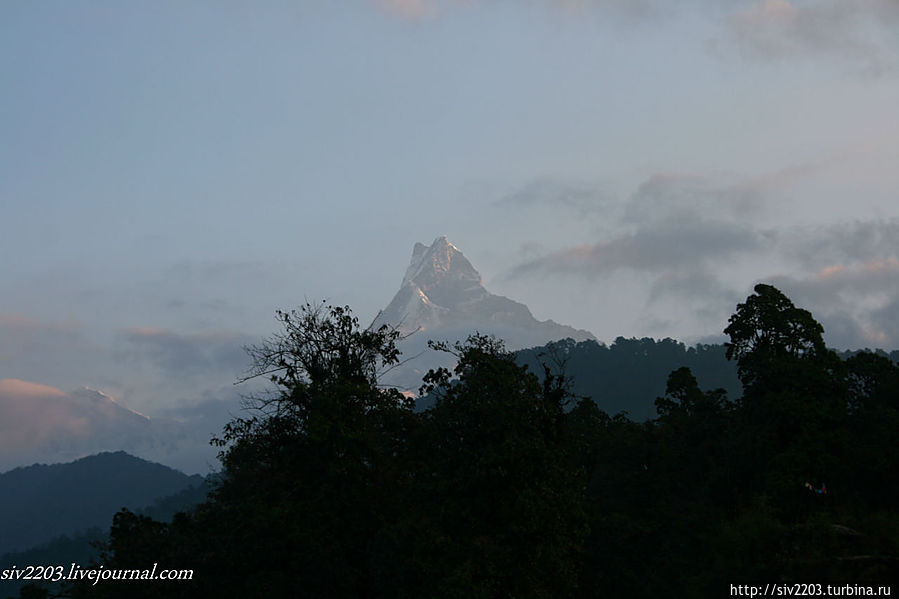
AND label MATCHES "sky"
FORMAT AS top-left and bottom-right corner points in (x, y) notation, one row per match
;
(2, 0), (898, 436)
